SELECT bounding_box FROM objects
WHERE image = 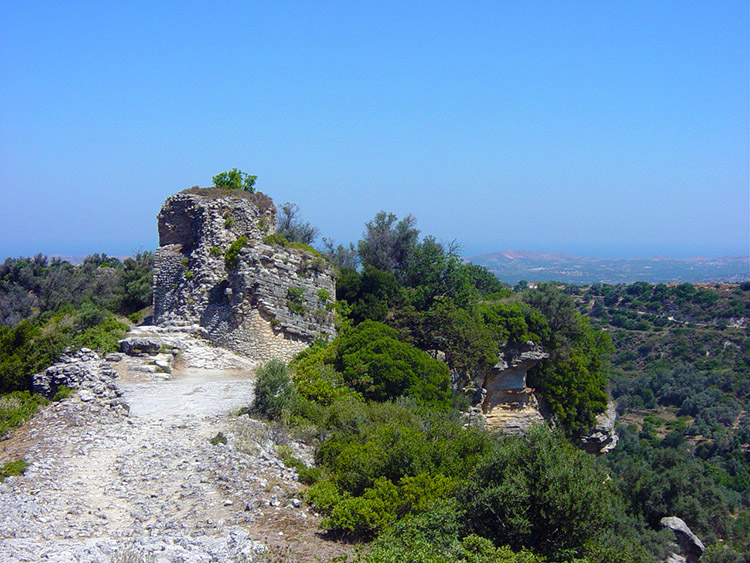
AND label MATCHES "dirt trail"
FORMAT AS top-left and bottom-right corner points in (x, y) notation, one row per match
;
(0, 354), (351, 562)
